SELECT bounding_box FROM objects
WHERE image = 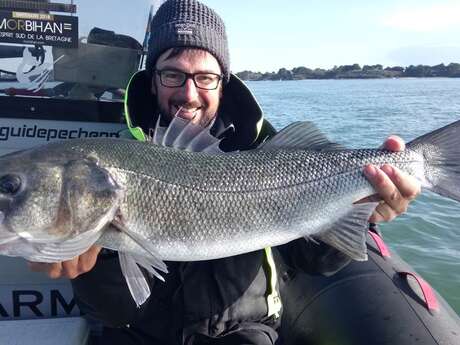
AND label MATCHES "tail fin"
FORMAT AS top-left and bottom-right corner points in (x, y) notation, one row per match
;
(407, 119), (460, 202)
